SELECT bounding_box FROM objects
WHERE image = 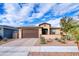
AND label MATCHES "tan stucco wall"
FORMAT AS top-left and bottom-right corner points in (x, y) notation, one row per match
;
(39, 28), (42, 38)
(41, 35), (62, 39)
(17, 23), (62, 39)
(39, 23), (61, 39)
(39, 24), (51, 34)
(18, 29), (22, 39)
(54, 29), (61, 35)
(39, 28), (62, 39)
(39, 24), (50, 28)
